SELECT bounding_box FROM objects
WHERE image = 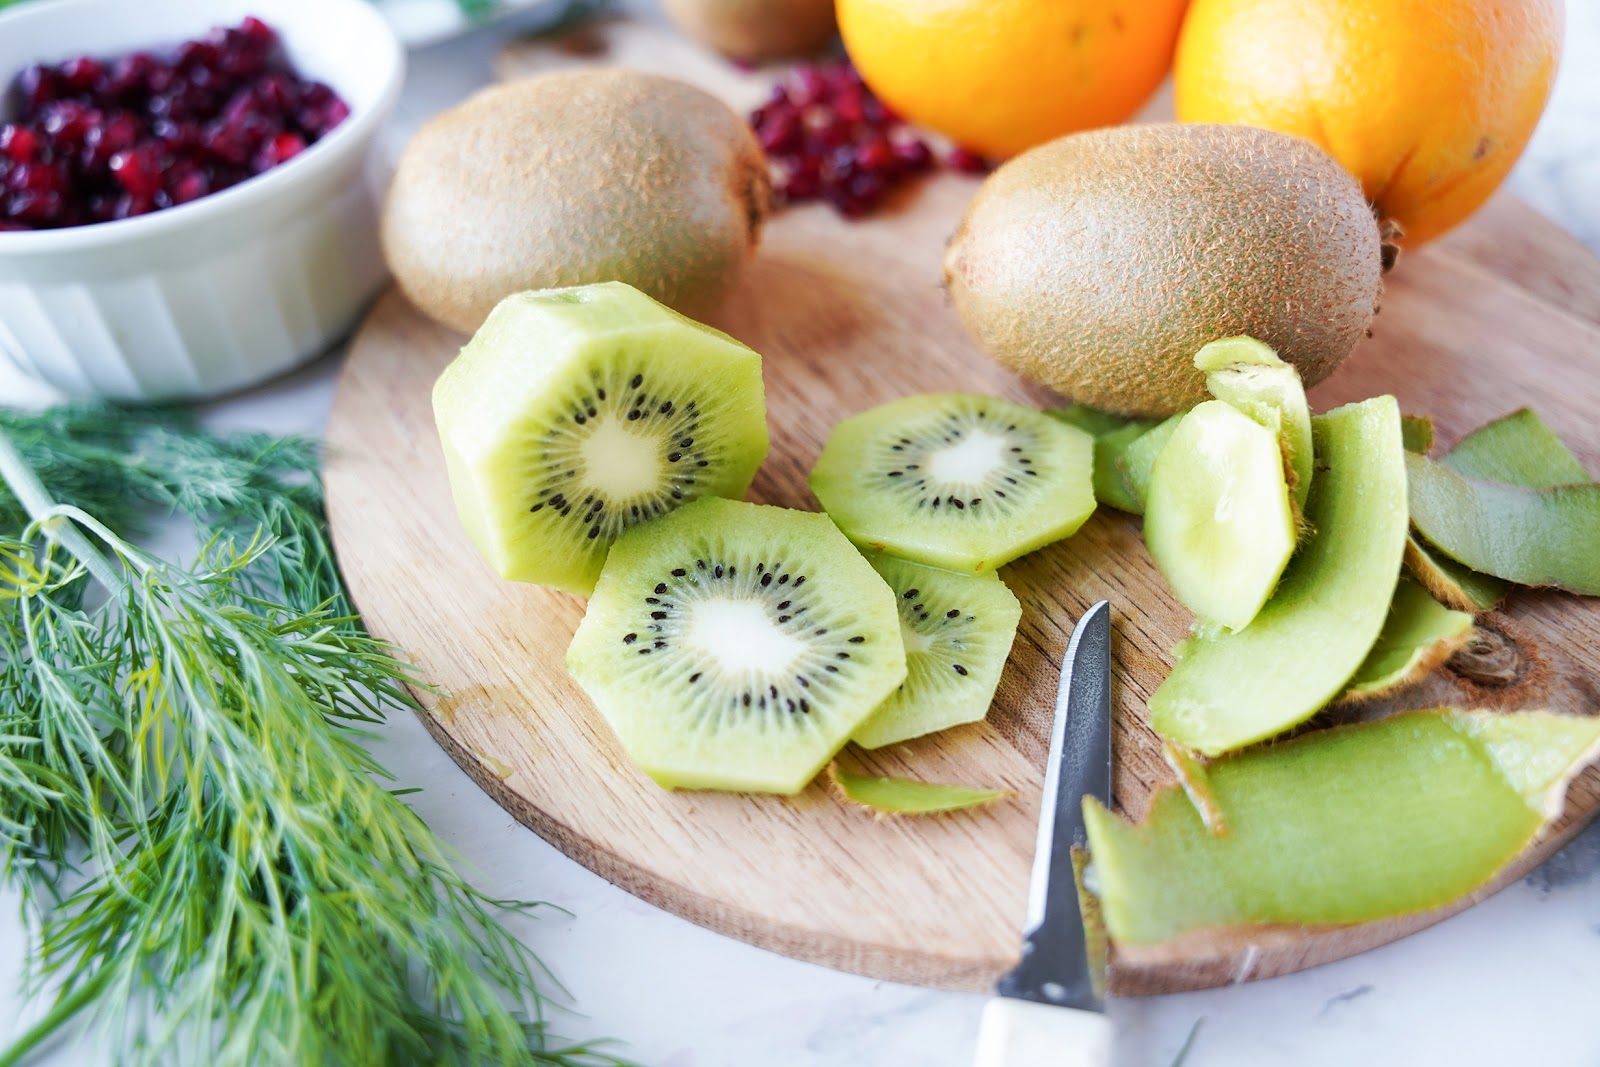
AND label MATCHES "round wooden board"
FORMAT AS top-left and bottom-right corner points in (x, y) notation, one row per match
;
(325, 21), (1600, 995)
